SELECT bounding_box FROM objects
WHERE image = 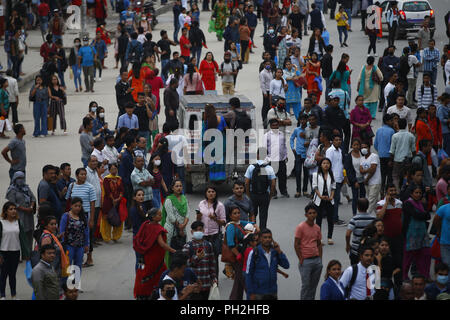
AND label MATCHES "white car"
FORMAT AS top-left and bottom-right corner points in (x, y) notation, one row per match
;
(378, 0), (435, 39)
